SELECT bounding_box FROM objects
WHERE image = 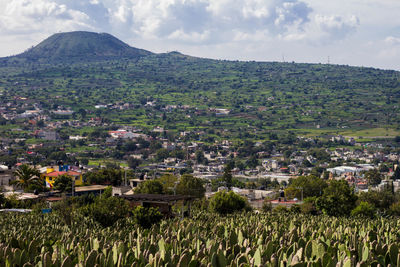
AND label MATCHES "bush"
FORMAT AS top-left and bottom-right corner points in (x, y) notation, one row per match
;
(135, 179), (164, 194)
(351, 201), (376, 218)
(132, 206), (163, 229)
(289, 204), (301, 213)
(262, 199), (272, 212)
(80, 196), (131, 227)
(209, 191), (250, 215)
(300, 197), (319, 215)
(272, 205), (288, 213)
(389, 202), (400, 216)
